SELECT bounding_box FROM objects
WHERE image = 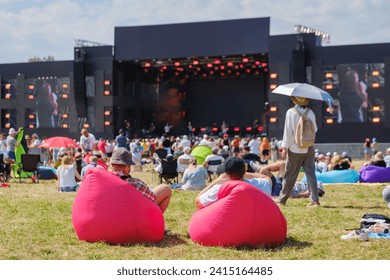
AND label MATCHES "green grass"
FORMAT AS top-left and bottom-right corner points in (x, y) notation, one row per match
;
(0, 162), (389, 260)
